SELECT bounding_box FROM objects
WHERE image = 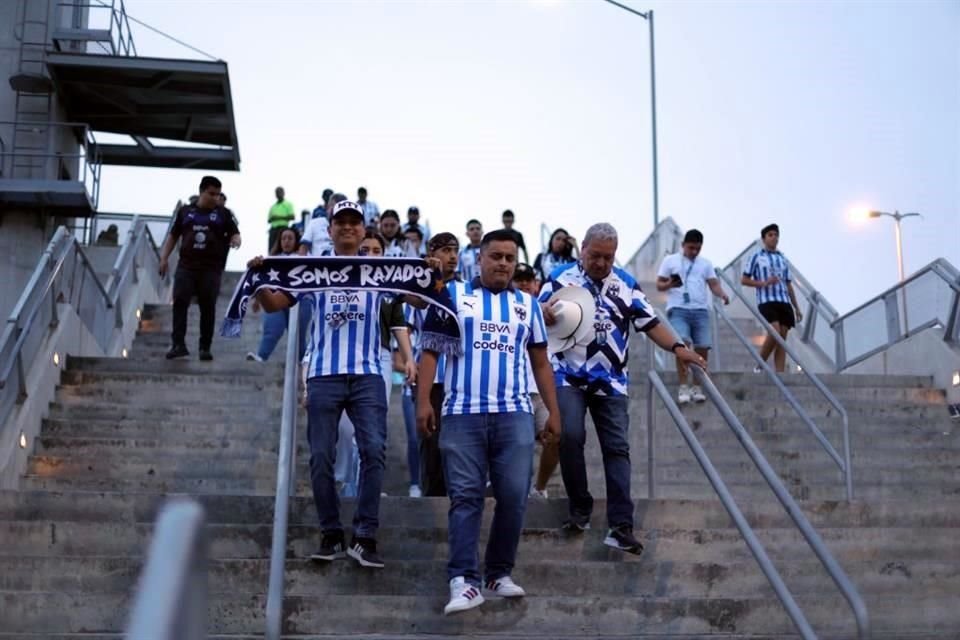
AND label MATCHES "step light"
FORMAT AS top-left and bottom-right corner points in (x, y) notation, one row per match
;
(19, 432), (27, 449)
(136, 308), (142, 321)
(952, 370), (959, 387)
(52, 352), (60, 367)
(121, 348), (129, 359)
